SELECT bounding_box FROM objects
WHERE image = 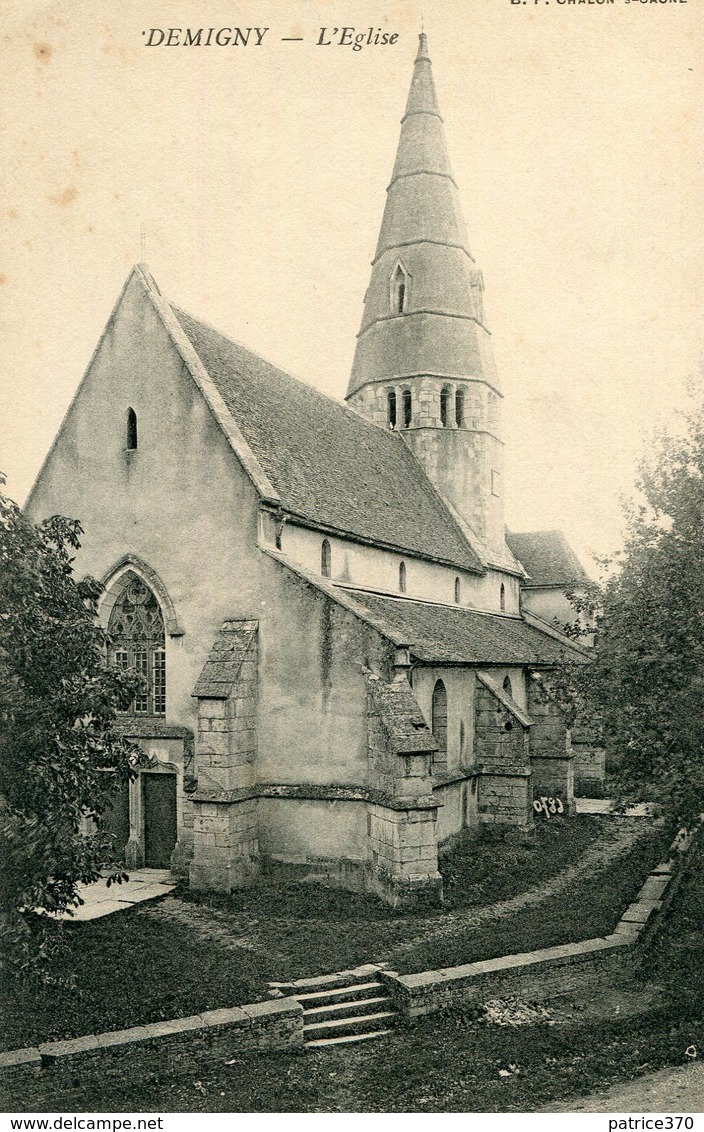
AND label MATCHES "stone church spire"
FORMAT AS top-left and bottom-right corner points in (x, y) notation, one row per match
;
(346, 33), (510, 567)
